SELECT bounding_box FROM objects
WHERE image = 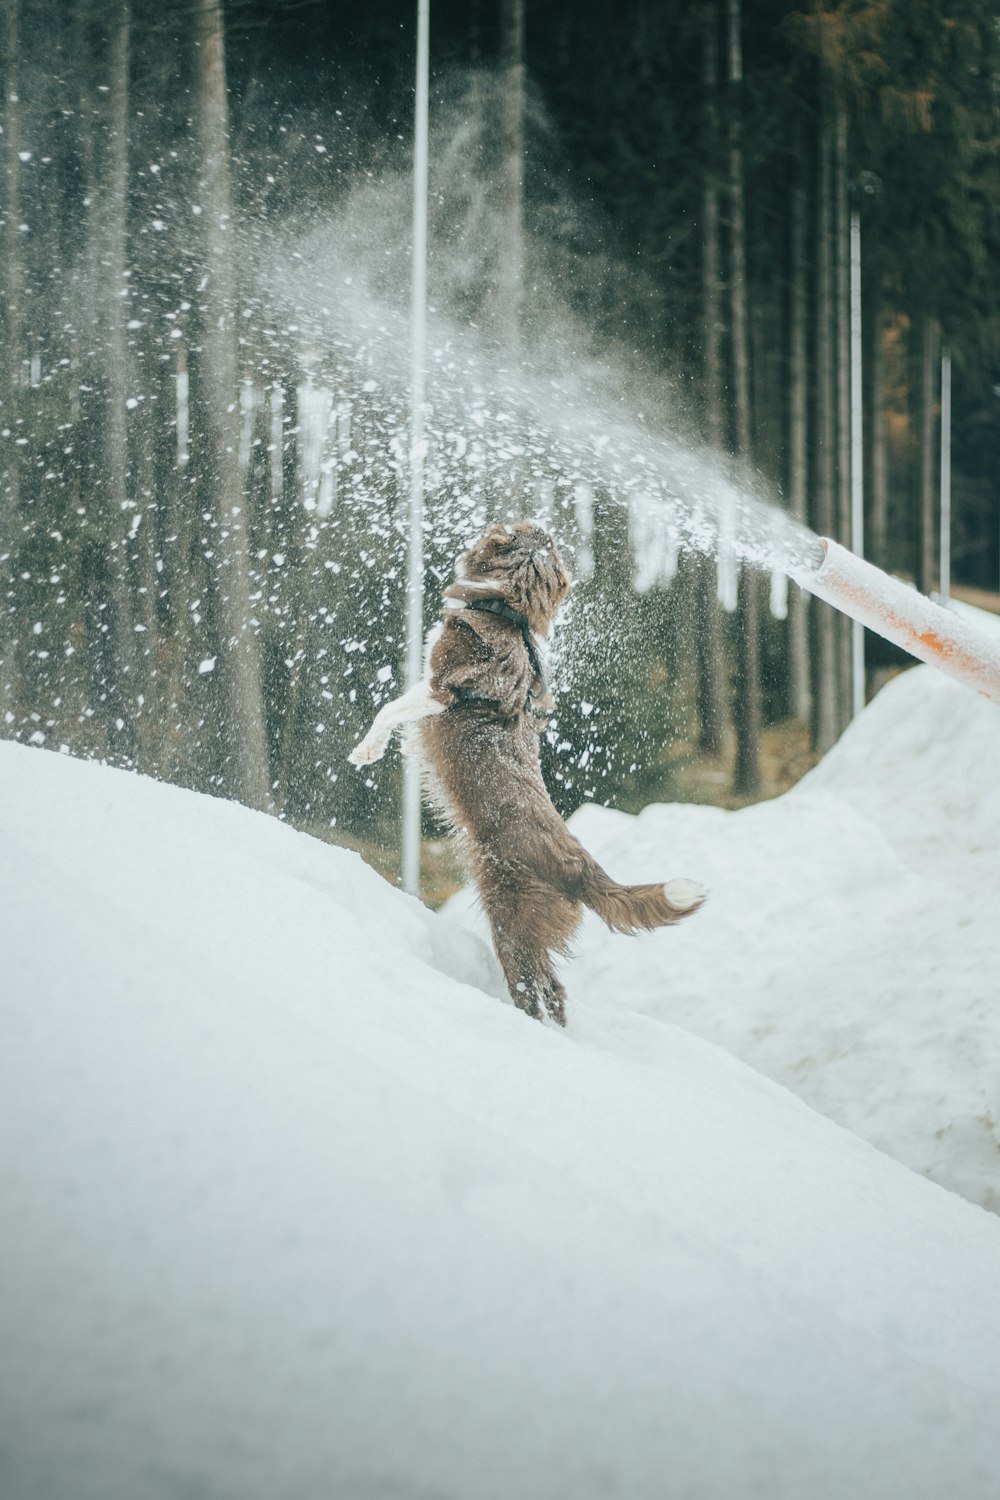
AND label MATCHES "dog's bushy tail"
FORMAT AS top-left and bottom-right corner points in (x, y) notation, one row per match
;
(578, 867), (706, 934)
